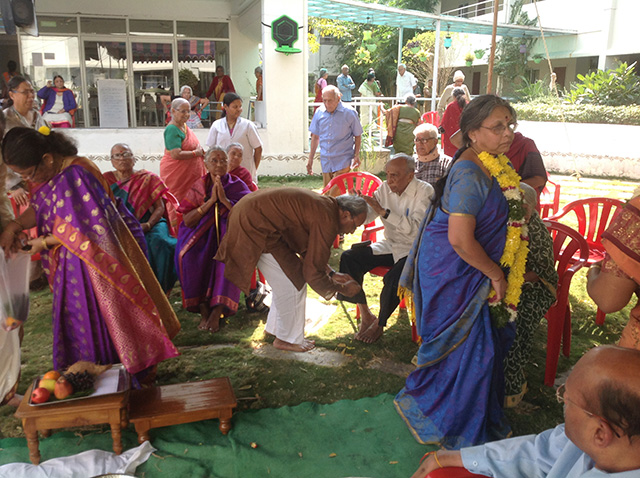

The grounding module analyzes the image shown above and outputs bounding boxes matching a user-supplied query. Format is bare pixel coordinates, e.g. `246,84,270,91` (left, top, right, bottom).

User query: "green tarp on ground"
0,393,432,477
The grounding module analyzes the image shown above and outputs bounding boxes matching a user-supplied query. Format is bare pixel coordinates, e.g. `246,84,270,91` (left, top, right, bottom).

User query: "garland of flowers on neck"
477,151,530,328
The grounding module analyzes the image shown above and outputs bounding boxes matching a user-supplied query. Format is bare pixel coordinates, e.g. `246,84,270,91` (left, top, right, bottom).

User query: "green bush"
514,101,640,125
567,62,640,106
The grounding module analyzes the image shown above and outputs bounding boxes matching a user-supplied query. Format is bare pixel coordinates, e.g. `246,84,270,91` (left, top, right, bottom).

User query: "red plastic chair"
321,172,382,248
547,197,624,325
426,467,487,478
538,177,561,218
421,111,440,127
542,220,589,387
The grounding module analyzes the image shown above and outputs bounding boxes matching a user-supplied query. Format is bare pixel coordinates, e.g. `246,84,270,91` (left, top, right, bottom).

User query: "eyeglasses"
205,158,228,165
479,121,517,136
111,152,134,160
11,88,36,96
415,137,437,144
556,384,621,438
174,108,191,114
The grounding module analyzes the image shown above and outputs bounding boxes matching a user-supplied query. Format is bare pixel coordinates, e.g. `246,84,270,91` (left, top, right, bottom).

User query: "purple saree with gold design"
176,173,250,314
32,158,180,374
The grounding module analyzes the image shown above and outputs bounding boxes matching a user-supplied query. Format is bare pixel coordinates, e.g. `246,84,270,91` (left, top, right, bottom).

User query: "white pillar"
432,20,441,112
259,0,308,172
598,0,617,70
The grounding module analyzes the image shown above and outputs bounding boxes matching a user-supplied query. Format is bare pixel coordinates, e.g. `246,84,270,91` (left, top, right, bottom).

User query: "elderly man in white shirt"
396,63,418,99
337,153,433,343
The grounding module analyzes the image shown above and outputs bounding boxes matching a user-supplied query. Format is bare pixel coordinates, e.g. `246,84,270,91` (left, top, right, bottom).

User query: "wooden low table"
129,377,237,443
15,384,129,465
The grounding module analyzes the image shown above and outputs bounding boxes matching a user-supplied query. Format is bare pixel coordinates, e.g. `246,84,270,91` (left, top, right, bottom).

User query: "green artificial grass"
0,173,635,452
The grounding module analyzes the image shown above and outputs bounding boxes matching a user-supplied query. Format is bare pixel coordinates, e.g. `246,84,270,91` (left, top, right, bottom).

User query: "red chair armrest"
426,467,488,478
362,224,384,242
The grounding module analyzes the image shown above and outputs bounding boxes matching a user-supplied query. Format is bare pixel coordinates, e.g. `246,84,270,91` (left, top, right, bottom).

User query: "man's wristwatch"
382,209,390,219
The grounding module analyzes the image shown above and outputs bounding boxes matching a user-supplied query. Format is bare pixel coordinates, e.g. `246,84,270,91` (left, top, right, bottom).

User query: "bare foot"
273,337,315,352
359,322,384,344
6,393,23,407
204,305,225,333
198,303,212,331
355,305,377,340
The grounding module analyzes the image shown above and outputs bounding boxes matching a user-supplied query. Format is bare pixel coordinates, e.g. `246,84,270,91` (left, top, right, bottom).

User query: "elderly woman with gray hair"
503,182,557,407
178,85,209,129
437,70,471,116
175,145,251,333
160,97,206,207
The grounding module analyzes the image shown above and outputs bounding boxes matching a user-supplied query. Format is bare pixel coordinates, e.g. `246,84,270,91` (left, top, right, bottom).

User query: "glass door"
82,40,129,127
131,41,174,127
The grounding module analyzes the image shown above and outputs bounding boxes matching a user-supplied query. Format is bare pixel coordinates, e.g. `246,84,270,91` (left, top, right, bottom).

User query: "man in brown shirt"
216,188,366,352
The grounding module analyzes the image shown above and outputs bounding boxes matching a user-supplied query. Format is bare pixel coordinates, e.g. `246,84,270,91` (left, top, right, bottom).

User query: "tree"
494,0,538,91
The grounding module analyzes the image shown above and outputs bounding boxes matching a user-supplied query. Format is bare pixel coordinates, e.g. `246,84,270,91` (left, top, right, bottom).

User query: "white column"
261,0,307,170
598,0,617,70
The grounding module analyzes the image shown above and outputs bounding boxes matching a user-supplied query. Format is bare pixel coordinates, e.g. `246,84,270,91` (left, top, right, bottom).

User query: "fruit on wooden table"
38,379,56,393
54,376,74,399
42,370,61,381
31,387,50,404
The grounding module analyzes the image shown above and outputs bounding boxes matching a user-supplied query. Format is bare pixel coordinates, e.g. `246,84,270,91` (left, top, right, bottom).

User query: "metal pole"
486,0,500,93
432,20,441,112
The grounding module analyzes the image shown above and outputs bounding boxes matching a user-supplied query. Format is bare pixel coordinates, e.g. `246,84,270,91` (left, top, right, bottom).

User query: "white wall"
229,1,262,101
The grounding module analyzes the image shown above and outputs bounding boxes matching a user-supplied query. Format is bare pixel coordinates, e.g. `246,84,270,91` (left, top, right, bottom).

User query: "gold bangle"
41,235,50,251
433,451,443,469
197,206,204,215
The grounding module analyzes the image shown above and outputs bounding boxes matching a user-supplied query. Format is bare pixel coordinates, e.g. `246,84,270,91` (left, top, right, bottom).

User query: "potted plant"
464,52,474,67
406,40,421,54
532,54,544,64
474,48,485,60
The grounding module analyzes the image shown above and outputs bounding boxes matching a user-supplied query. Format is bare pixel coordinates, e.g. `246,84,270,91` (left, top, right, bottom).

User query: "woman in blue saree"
175,145,250,333
104,143,178,293
396,95,519,449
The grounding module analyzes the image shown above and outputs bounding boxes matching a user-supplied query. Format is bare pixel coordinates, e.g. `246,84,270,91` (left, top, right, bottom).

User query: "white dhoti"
257,253,307,345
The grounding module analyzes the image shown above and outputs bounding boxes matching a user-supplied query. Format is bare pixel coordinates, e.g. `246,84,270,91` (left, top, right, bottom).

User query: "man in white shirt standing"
396,63,417,99
337,153,433,343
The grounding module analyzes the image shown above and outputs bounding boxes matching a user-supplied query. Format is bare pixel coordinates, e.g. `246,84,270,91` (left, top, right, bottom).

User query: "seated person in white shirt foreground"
337,154,433,343
411,345,640,478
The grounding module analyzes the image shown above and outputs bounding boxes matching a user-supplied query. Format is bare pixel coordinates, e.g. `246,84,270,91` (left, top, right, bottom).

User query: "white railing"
441,0,504,19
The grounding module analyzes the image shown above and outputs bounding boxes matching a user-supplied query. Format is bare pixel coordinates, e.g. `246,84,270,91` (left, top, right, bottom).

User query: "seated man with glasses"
411,345,640,478
413,123,451,187
337,153,434,343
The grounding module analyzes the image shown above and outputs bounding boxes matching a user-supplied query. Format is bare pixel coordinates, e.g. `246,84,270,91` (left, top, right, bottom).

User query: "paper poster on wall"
97,79,128,128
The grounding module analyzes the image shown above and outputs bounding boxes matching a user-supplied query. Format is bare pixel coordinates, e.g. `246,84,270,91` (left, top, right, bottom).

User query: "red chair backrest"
543,219,589,280
320,171,382,196
547,197,624,253
426,467,488,478
421,111,440,127
538,178,561,218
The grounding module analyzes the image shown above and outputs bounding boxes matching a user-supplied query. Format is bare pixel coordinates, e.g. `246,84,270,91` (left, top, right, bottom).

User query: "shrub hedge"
513,101,640,126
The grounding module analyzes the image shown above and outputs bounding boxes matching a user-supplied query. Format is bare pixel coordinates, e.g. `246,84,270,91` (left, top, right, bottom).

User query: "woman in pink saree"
160,98,206,223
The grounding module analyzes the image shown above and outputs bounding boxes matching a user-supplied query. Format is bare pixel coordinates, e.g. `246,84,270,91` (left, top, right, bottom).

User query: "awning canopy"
90,41,216,63
307,0,575,38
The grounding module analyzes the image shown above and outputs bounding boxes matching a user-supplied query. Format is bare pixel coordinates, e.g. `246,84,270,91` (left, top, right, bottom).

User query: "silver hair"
453,70,465,81
171,97,189,110
179,85,192,95
110,142,132,154
405,95,417,105
398,63,406,69
413,122,439,138
205,145,227,160
336,194,368,217
389,153,416,173
254,66,262,74
226,142,244,153
322,84,341,99
520,182,538,211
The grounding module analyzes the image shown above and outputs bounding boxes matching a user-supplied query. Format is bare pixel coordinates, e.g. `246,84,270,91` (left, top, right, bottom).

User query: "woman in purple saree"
176,145,250,333
0,127,180,382
396,95,520,450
